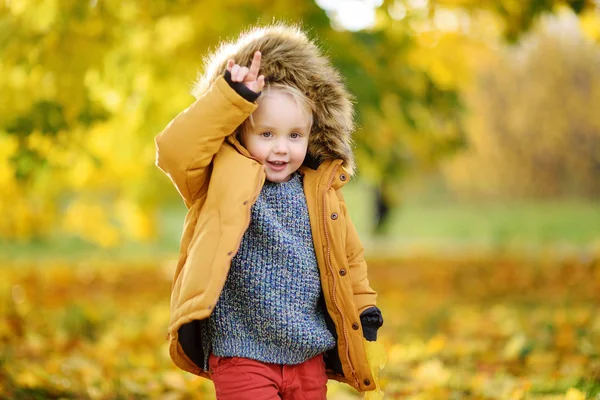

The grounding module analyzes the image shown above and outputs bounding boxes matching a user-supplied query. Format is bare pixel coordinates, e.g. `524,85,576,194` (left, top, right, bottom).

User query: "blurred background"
1,1,599,399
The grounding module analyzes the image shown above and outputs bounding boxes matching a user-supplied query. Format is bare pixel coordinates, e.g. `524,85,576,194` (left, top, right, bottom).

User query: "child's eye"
290,132,301,139
261,131,273,138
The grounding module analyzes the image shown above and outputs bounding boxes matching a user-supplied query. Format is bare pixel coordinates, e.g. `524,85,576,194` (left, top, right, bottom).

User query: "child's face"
241,89,311,183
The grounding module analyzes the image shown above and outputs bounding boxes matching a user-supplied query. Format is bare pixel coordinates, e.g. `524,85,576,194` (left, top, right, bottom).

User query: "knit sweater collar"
264,172,302,187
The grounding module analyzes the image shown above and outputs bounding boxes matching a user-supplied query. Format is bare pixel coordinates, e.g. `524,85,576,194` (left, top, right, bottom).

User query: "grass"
341,181,600,250
381,200,599,245
1,180,598,261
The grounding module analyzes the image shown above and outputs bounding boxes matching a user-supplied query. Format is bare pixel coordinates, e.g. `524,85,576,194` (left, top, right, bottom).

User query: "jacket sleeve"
154,76,258,206
339,196,378,313
339,197,384,340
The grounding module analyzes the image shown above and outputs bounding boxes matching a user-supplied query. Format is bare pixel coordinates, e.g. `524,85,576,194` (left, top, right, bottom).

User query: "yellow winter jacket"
155,25,380,392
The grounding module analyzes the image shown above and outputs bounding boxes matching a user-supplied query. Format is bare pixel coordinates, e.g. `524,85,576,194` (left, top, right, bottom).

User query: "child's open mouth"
268,161,288,171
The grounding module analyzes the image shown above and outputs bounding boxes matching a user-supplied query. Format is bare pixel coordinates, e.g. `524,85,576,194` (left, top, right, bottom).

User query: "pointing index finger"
248,51,261,78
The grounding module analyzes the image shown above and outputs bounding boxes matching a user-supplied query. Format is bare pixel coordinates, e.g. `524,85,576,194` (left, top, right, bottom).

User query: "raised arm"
155,52,265,206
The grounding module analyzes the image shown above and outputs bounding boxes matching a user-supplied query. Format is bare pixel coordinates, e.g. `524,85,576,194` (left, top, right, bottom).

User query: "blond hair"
238,83,315,136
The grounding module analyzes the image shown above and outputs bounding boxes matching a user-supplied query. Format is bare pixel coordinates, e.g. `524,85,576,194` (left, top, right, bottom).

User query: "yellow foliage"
580,9,600,42
444,10,600,199
408,31,493,90
14,370,39,388
116,199,156,241
1,253,600,398
4,0,28,15
502,333,527,360
564,388,586,400
1,0,598,247
364,339,386,399
155,15,195,55
63,201,120,247
413,358,451,388
0,134,18,187
426,334,447,355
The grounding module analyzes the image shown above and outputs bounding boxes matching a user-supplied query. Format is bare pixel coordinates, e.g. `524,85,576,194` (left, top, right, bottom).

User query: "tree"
1,0,596,243
0,0,330,243
444,10,600,199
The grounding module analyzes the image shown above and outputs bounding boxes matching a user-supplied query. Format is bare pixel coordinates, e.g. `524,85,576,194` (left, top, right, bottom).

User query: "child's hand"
227,51,265,93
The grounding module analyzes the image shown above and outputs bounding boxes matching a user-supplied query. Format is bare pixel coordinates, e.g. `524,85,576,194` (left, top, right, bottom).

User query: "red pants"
208,353,328,400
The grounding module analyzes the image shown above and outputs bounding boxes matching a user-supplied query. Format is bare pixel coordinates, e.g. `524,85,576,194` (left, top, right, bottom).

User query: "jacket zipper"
322,164,359,387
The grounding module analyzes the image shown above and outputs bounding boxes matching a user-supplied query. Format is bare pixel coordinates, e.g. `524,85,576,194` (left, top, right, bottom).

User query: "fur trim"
192,23,355,175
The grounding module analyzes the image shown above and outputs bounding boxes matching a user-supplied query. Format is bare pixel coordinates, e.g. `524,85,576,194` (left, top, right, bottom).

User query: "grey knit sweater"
201,173,336,368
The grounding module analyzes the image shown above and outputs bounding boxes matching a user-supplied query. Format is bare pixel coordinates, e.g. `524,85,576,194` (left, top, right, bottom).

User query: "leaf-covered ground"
1,252,599,399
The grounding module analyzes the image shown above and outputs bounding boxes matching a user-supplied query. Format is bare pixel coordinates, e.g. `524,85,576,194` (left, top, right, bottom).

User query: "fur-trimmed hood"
192,24,356,175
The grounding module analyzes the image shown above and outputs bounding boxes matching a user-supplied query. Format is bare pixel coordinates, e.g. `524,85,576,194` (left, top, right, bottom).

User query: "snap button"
331,212,338,220
339,268,347,276
243,201,248,205
352,322,359,330
340,174,347,181
364,379,371,386
227,251,233,256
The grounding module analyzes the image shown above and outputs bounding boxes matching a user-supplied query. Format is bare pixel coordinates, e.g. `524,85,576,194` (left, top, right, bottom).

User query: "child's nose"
273,139,289,154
